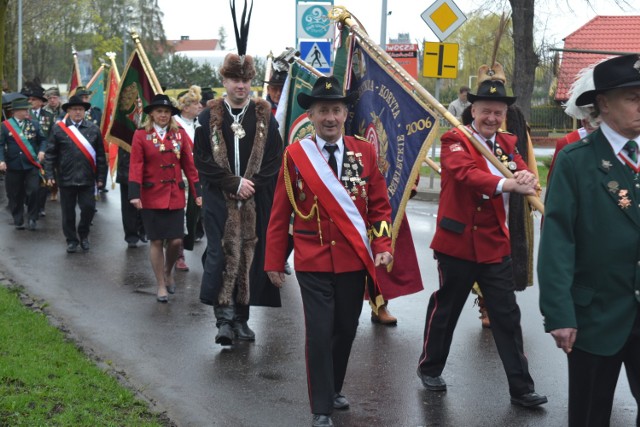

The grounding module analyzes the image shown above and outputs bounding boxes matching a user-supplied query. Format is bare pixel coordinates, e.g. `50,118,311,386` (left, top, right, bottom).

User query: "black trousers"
418,252,535,396
568,308,640,427
6,168,41,224
58,185,96,243
119,182,144,243
297,270,365,415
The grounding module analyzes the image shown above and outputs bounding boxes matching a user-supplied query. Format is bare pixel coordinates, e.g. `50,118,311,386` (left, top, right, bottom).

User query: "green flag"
104,50,155,152
88,68,105,112
282,62,317,146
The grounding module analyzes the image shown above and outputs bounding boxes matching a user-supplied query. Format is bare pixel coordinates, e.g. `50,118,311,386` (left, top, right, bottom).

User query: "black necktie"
324,144,338,175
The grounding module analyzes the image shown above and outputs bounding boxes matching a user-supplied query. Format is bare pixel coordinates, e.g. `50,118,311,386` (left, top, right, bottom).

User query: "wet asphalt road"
0,182,636,427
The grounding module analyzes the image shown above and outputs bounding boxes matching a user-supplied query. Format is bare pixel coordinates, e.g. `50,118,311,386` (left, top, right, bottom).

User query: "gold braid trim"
283,154,324,246
369,220,391,239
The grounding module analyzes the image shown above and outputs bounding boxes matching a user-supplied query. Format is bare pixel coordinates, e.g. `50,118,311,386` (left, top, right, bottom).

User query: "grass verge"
0,282,169,426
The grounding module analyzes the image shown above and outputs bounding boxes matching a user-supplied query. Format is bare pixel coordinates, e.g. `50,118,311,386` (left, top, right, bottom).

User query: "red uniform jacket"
128,127,201,210
547,128,587,183
265,136,392,273
430,128,529,263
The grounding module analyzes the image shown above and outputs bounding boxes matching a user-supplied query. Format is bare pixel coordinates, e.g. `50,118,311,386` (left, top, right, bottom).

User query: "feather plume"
490,12,510,70
563,60,605,119
230,0,253,56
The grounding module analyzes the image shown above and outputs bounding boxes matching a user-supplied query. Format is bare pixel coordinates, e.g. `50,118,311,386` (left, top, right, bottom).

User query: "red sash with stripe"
4,120,41,170
288,139,377,283
58,121,97,173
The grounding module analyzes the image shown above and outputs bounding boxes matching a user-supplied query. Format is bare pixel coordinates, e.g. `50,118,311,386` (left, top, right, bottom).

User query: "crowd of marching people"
1,3,640,424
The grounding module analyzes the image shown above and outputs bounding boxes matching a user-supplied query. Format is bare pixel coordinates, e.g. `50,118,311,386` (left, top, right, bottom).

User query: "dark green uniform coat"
538,128,640,356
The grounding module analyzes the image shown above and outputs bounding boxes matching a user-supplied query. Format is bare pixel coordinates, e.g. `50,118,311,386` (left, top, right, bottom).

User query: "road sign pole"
429,78,441,189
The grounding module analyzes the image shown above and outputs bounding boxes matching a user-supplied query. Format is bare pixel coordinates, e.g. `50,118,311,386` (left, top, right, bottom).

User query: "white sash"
69,124,96,165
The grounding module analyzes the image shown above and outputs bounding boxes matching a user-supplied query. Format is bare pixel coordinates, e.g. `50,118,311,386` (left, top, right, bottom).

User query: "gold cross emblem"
490,86,497,93
325,82,332,90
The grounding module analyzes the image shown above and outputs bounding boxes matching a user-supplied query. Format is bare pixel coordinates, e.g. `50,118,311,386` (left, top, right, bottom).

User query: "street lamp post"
380,0,388,49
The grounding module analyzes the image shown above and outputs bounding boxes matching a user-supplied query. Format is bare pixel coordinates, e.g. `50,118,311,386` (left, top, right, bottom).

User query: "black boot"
233,304,255,341
213,305,235,346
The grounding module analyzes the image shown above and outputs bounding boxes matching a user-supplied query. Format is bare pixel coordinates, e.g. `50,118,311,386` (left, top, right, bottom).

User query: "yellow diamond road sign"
421,0,467,42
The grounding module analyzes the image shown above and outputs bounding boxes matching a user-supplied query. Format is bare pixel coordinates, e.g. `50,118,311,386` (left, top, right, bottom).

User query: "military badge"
618,188,632,209
607,181,619,193
601,160,612,171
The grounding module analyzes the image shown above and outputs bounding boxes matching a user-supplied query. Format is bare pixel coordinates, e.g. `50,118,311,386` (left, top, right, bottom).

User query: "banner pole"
328,6,544,214
130,31,163,94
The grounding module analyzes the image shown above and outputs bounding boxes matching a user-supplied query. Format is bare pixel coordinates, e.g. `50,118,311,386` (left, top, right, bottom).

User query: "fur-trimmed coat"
194,98,283,307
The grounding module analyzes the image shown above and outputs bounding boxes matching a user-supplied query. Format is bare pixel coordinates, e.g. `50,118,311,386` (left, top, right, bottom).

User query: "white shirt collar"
153,123,168,136
600,121,640,156
315,134,344,177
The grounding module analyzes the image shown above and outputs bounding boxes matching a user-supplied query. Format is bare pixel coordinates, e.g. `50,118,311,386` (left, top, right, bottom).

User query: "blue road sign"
299,40,332,74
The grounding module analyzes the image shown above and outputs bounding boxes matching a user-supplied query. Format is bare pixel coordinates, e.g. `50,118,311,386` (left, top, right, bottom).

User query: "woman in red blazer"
129,94,202,302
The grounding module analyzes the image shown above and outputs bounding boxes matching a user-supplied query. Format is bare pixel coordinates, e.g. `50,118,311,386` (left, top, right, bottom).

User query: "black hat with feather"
220,0,256,80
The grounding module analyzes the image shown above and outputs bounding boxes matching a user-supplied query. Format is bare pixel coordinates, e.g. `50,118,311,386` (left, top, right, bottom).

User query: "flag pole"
328,6,544,214
262,51,273,100
85,64,106,89
130,30,163,94
72,46,83,86
105,52,121,82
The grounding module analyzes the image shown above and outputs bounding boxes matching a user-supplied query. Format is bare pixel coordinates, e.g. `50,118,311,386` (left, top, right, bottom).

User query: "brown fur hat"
220,53,256,80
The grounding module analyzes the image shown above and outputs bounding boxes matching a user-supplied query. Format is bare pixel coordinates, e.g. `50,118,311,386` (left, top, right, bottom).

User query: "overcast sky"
156,0,640,58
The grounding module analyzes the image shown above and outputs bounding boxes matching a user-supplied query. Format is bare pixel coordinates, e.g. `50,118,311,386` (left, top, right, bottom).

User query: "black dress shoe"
510,392,548,407
333,393,349,410
80,238,90,251
127,241,138,249
66,242,79,253
139,234,148,243
28,220,37,231
15,222,25,230
232,321,256,341
417,368,447,391
312,414,333,427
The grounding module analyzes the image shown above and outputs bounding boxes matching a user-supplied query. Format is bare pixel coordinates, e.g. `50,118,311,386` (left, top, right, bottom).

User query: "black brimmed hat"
21,85,47,103
297,76,357,110
467,80,516,106
62,95,91,112
265,70,288,86
143,94,179,115
576,54,640,106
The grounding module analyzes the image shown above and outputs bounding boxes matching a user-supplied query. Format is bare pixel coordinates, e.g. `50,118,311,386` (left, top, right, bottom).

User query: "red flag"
68,61,81,96
102,65,120,179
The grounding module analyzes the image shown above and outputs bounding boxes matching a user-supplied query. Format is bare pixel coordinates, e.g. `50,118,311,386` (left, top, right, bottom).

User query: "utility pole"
17,0,23,89
380,0,388,49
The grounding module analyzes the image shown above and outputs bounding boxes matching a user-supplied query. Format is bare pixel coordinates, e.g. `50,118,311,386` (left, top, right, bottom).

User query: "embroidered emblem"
450,143,463,152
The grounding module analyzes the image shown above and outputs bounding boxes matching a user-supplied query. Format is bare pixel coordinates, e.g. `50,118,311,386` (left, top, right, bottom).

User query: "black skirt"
140,208,184,240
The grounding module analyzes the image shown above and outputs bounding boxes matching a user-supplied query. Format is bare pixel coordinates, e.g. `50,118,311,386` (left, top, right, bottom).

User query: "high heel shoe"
167,284,176,294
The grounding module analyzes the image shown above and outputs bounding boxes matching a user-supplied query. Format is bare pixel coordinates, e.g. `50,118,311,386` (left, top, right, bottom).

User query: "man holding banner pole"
265,76,393,427
416,65,547,407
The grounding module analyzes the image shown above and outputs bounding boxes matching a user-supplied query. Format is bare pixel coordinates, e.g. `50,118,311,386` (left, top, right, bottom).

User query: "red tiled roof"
555,16,640,101
167,39,219,52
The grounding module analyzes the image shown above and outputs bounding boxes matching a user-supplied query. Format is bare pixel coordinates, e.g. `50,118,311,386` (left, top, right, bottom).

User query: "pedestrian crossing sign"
300,41,332,74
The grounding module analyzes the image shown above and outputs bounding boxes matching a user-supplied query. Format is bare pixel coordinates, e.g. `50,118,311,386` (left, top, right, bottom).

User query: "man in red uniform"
416,66,548,407
265,76,393,427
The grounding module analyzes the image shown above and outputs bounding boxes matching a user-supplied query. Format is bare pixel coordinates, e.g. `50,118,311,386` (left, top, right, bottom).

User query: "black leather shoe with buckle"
312,414,333,427
417,368,447,391
510,392,548,407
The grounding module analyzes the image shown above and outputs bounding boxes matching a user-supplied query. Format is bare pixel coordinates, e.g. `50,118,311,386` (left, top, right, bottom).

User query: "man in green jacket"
538,54,640,426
